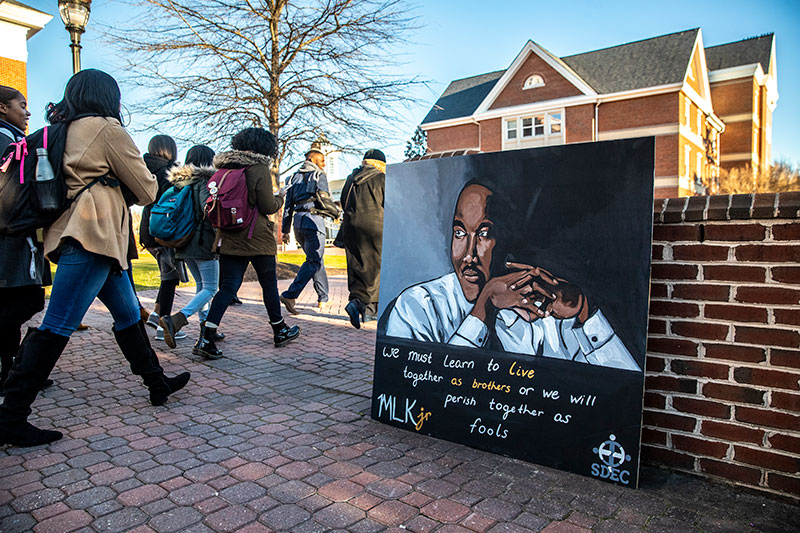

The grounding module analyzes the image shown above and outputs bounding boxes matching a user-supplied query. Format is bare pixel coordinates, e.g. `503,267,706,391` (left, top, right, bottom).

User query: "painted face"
451,184,496,302
0,96,30,132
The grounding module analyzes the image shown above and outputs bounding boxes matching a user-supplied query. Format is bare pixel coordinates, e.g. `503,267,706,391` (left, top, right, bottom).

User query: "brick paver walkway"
1,275,797,532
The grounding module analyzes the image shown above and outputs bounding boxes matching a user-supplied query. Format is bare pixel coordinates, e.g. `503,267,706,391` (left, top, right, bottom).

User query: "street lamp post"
57,0,92,75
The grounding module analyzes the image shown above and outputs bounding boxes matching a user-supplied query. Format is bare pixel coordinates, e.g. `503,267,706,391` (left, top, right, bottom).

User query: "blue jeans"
282,228,328,302
41,243,140,337
181,258,219,322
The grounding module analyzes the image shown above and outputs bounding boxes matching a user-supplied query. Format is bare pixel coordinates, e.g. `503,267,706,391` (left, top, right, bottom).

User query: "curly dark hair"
231,127,278,158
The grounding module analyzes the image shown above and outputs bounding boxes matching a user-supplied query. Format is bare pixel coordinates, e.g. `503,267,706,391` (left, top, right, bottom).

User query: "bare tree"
106,0,422,185
718,160,800,195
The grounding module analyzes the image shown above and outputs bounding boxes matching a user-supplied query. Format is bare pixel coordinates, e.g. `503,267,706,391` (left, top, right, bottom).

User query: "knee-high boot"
113,320,190,406
0,328,68,446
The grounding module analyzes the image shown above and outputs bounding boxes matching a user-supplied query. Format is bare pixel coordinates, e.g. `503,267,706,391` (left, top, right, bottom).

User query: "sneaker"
231,296,243,306
280,295,299,315
274,324,301,347
146,312,160,329
317,301,330,311
155,327,186,341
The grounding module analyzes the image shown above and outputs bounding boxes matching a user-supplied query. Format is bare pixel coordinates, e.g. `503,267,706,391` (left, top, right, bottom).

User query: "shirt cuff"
451,315,489,347
571,310,615,354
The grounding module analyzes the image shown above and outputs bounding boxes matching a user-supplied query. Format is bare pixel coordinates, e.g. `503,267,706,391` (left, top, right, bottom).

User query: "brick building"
419,29,777,199
0,0,52,99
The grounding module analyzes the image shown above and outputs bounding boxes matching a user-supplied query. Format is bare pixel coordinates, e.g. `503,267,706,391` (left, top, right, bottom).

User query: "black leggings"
156,279,179,317
207,254,282,326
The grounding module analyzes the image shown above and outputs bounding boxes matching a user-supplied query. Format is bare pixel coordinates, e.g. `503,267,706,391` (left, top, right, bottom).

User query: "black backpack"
0,122,106,237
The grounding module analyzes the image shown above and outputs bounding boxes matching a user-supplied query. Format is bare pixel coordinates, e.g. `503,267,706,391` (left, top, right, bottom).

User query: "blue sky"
21,0,800,174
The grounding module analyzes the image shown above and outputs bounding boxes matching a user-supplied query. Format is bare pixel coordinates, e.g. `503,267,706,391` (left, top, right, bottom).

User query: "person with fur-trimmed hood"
193,128,300,359
159,145,224,350
338,149,386,329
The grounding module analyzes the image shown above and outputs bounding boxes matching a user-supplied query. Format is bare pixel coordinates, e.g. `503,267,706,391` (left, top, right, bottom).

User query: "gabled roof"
705,34,774,73
561,29,699,94
421,70,504,125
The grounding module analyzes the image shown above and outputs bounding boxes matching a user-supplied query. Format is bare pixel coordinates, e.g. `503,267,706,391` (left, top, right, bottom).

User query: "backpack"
205,168,259,239
0,123,105,237
148,184,199,248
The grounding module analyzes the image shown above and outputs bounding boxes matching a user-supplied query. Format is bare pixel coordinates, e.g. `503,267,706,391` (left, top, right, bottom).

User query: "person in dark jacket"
279,145,330,313
159,145,222,349
194,128,300,358
338,149,386,328
139,135,186,342
0,86,53,394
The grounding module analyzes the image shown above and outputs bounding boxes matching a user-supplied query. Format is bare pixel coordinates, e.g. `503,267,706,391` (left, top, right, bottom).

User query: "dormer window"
523,74,545,90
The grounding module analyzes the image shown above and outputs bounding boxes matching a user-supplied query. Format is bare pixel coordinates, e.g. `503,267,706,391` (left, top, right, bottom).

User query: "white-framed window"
696,152,703,179
504,110,564,144
521,117,533,137
684,99,691,128
520,116,546,137
549,112,562,134
523,74,545,90
506,119,517,140
684,145,691,177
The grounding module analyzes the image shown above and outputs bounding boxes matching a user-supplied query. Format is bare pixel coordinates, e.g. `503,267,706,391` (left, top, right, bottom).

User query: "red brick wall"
0,57,27,96
427,123,480,153
478,118,502,153
565,104,593,143
489,52,583,110
599,93,679,131
645,192,800,499
711,79,754,116
655,134,678,177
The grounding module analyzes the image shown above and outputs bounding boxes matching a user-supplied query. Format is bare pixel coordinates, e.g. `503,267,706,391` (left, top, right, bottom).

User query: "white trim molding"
473,40,597,115
720,113,753,124
598,124,678,141
655,176,680,188
0,1,52,38
421,83,684,132
708,63,763,84
720,153,754,162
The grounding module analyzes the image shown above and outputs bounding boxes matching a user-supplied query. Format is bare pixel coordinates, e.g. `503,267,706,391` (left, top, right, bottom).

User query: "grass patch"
277,251,347,269
45,248,345,298
46,249,195,298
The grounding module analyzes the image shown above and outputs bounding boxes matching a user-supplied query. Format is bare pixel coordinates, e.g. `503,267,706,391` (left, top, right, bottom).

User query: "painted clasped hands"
470,261,589,325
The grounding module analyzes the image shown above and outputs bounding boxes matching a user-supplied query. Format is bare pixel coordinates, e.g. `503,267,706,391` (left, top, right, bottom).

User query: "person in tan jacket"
0,69,190,448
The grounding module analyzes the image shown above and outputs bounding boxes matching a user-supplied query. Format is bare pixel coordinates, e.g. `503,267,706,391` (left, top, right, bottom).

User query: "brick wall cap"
654,193,800,223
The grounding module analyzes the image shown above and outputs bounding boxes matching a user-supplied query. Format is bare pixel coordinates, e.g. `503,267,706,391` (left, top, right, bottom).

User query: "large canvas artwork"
371,138,654,487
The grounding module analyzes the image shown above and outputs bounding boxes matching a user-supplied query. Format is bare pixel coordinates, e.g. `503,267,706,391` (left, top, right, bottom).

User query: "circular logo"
593,434,631,468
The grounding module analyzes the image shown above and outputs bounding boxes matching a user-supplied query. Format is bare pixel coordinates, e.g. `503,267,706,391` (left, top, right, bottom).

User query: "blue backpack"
148,184,199,248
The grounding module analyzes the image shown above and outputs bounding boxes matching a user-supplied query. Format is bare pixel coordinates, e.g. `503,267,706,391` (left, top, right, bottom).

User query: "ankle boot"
345,299,366,329
272,320,300,347
160,312,188,349
193,325,223,360
200,321,225,341
113,320,190,406
0,328,68,446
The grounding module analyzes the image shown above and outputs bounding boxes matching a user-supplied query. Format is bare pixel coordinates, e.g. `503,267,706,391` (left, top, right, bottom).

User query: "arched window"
523,74,545,90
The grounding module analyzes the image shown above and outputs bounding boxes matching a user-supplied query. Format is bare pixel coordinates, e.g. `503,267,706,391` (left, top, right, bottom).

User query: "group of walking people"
0,69,306,446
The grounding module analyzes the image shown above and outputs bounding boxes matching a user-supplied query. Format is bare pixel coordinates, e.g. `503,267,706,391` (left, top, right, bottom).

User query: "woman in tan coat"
0,69,190,447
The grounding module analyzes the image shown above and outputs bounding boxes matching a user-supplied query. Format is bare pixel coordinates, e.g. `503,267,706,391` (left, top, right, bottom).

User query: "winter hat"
306,142,324,158
363,149,385,162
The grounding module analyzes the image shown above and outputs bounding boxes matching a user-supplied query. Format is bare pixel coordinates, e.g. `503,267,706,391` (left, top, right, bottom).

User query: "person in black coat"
139,135,186,342
338,149,386,329
0,86,52,393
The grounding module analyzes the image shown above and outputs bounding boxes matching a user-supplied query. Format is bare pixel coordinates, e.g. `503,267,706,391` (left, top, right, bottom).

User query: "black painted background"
372,139,655,487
